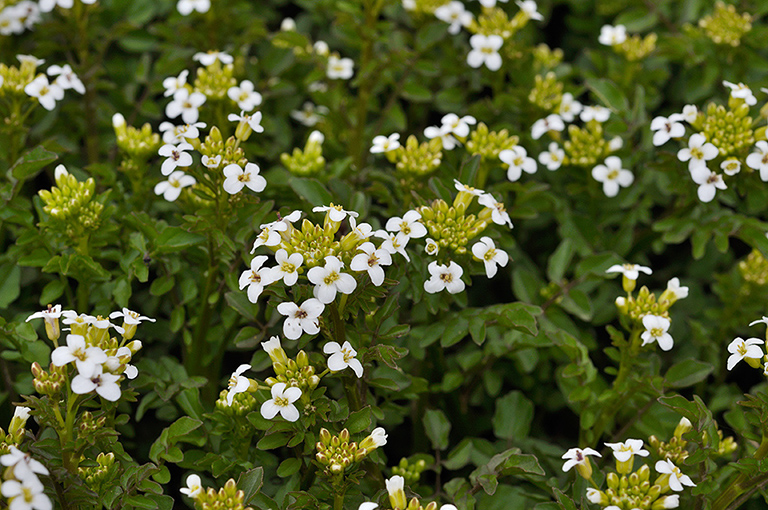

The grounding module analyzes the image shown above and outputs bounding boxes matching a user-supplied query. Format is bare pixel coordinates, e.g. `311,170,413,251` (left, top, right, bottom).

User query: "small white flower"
558,93,583,122
0,446,49,480
721,158,741,176
681,105,698,123
608,136,624,151
371,133,400,154
472,236,509,278
650,114,685,146
586,488,602,504
424,261,465,294
166,88,206,124
746,141,768,181
516,0,542,20
227,80,262,111
313,204,358,223
307,256,357,304
538,142,565,170
158,142,194,176
561,447,600,472
222,162,267,194
26,304,62,326
580,105,611,123
180,474,203,498
641,314,674,351
606,263,652,281
291,102,329,127
51,334,107,378
323,341,364,377
277,298,324,340
280,17,296,31
261,382,302,422
591,156,633,197
531,114,565,140
375,231,411,261
385,210,427,240
665,278,689,300
599,24,627,46
239,255,277,303
162,70,189,97
604,439,649,462
192,51,233,66
48,64,84,94
434,1,473,35
349,217,374,241
723,80,757,106
313,41,329,56
500,145,537,182
261,336,287,365
350,242,392,286
38,0,74,12
691,170,726,203
251,216,293,252
655,459,695,492
327,55,354,80
270,249,303,286
385,475,407,510
359,504,379,510
225,364,251,406
154,170,196,202
159,122,206,144
424,124,459,150
467,34,503,71
202,154,221,169
177,0,209,15
365,427,388,448
478,193,513,228
441,113,477,138
678,133,718,172
0,475,50,510
228,110,264,133
71,364,122,401
726,337,764,371
425,238,439,256
24,75,64,111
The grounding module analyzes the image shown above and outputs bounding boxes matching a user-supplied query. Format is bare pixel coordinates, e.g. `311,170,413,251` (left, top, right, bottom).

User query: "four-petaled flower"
166,88,206,124
177,0,210,15
323,341,364,378
655,459,696,492
51,334,107,378
71,364,122,401
598,24,627,46
606,263,652,280
500,145,537,182
424,261,465,294
538,142,565,170
604,439,649,462
227,80,262,111
350,242,392,286
277,298,324,340
24,75,64,111
726,337,764,371
580,105,610,123
723,80,757,106
478,193,513,228
261,382,302,422
591,156,633,197
228,110,264,133
193,51,233,66
307,256,357,304
441,113,477,138
641,314,674,351
385,210,427,241
434,1,473,35
531,114,565,140
327,55,354,80
180,474,203,498
650,114,685,146
158,142,194,176
239,255,277,303
371,134,400,153
558,93,582,122
222,162,267,194
516,0,543,21
691,170,726,203
472,236,509,278
270,249,303,286
746,141,768,181
561,447,600,472
467,34,503,71
225,364,251,406
154,170,196,202
678,133,718,174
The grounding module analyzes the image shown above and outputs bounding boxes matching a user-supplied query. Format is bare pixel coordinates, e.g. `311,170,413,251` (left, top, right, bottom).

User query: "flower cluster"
726,317,768,376
180,475,253,510
358,474,457,510
315,427,387,477
599,24,657,61
0,54,83,112
1,446,51,510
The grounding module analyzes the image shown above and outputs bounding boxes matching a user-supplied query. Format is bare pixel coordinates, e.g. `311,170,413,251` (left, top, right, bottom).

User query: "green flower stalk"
698,1,752,47
281,131,326,176
393,135,443,179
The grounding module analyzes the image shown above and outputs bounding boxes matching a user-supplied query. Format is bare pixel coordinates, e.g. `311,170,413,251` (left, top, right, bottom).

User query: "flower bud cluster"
468,7,525,39
418,198,489,256
563,122,610,167
648,418,692,466
31,362,66,396
0,57,38,95
196,478,253,510
392,457,428,485
615,286,671,325
195,126,248,170
280,131,325,176
193,59,237,101
702,429,738,457
38,165,103,232
0,407,32,455
528,72,563,112
532,44,563,70
78,452,115,488
215,387,259,416
738,249,768,285
694,101,755,157
465,122,519,161
265,350,320,394
393,135,443,178
589,465,677,510
697,1,752,47
315,428,367,475
613,33,657,61
77,411,106,437
402,0,449,15
113,114,161,160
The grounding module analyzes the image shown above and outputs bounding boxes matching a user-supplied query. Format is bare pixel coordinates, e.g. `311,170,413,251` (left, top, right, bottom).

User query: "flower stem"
711,434,768,510
333,490,345,510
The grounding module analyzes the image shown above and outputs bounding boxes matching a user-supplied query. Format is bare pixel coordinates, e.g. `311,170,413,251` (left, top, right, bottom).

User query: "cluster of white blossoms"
0,2,40,35
424,113,477,151
1,445,52,510
726,317,768,375
4,55,85,111
176,0,209,15
356,475,456,510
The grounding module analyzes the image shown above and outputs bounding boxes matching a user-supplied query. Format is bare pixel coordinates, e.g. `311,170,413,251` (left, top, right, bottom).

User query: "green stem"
333,490,345,510
712,435,768,510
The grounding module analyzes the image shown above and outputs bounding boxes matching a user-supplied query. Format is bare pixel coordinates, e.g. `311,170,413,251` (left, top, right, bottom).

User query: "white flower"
375,231,411,261
180,474,203,498
202,154,221,169
313,41,329,56
177,0,210,15
608,136,624,151
606,263,652,280
192,51,233,66
0,446,49,480
681,104,698,123
162,70,189,97
277,298,324,340
159,122,206,144
327,55,354,80
477,0,506,6
61,311,96,329
227,110,264,133
158,142,193,176
750,316,768,327
166,88,206,124
472,237,509,278
441,113,476,138
154,170,196,202
467,34,503,71
746,141,768,181
424,125,459,150
38,0,74,12
478,193,513,228
386,475,407,510
291,102,329,127
359,504,378,510
251,215,295,252
592,156,633,197
500,145,537,182
225,364,251,406
307,256,357,304
530,114,565,140
24,75,64,111
271,249,303,286
641,314,674,351
0,8,25,35
721,158,741,176
678,133,718,172
604,439,649,462
599,24,627,46
350,242,392,286
238,255,277,303
538,142,565,170
371,134,400,154
313,204,358,223
364,427,388,448
222,162,267,194
586,488,602,504
0,475,50,510
434,1,473,34
516,0,542,21
650,114,685,146
658,495,679,509
47,64,84,94
726,337,764,371
665,278,689,300
424,261,465,294
580,105,611,123
261,382,302,422
26,304,62,328
655,459,695,492
349,217,373,241
691,170,726,203
280,17,296,31
227,80,262,111
561,447,600,472
323,341,364,377
558,93,582,122
425,238,439,255
71,364,122,401
385,210,427,240
51,334,107,378
261,336,287,365
723,80,757,106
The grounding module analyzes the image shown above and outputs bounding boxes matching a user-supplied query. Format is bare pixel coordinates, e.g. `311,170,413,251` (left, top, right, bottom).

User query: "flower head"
591,156,633,197
239,255,277,303
225,364,252,406
158,142,194,176
538,142,565,170
180,474,203,498
561,447,600,476
277,298,324,340
154,170,196,201
467,34,503,71
641,314,674,351
223,162,267,194
324,341,364,377
371,134,401,154
472,236,509,278
307,256,357,304
166,88,206,124
655,459,696,492
606,263,652,281
227,80,262,111
500,145,537,182
261,382,302,422
327,55,354,80
24,75,64,111
604,439,649,462
192,50,233,66
678,133,717,172
350,242,392,286
424,261,465,294
650,114,685,146
599,24,627,46
726,337,764,371
746,141,768,181
434,1,473,35
723,80,757,106
531,114,564,140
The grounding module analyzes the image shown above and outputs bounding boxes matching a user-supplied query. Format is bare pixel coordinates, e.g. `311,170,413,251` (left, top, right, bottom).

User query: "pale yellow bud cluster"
403,0,450,15
265,350,320,394
113,114,161,160
31,362,67,396
280,134,325,176
648,418,691,465
738,249,768,286
418,196,489,256
589,465,674,510
215,388,258,416
691,101,758,158
532,44,563,70
468,7,525,39
391,457,428,485
697,1,752,47
78,452,115,489
465,122,519,161
0,59,38,95
193,61,237,101
196,479,254,510
614,286,672,325
0,408,32,455
38,168,103,233
393,135,443,178
563,122,610,167
315,428,376,476
529,72,563,112
77,410,106,437
195,125,247,169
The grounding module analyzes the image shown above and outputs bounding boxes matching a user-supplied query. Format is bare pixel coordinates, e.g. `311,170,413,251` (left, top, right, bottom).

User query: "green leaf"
586,78,628,113
168,416,203,441
441,316,468,347
9,146,57,181
546,239,575,283
237,467,264,505
277,458,302,478
492,391,534,440
154,227,206,253
665,359,714,388
345,407,372,434
423,409,451,450
149,275,175,296
257,432,290,450
39,279,66,306
289,178,334,206
0,264,21,308
552,488,578,510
